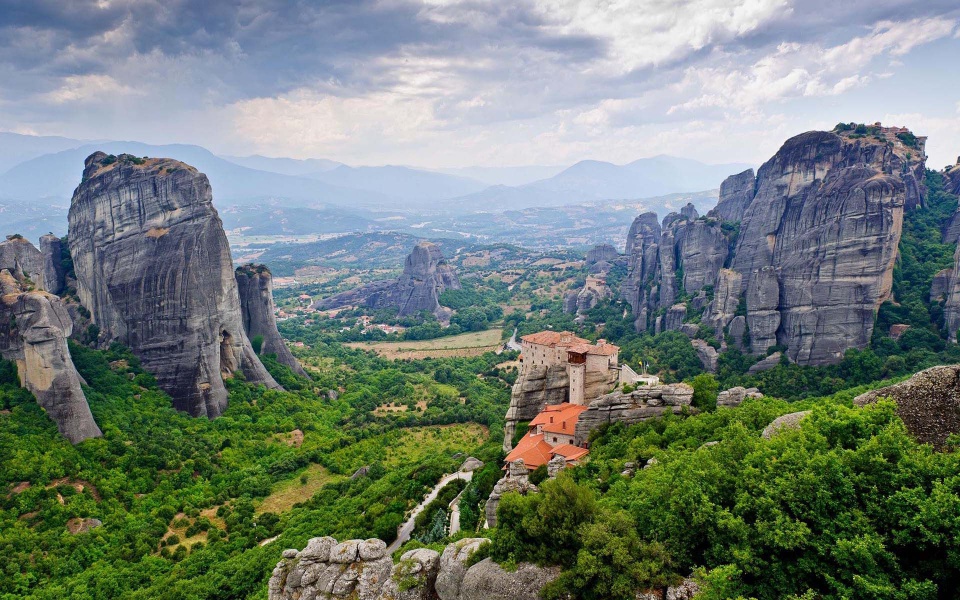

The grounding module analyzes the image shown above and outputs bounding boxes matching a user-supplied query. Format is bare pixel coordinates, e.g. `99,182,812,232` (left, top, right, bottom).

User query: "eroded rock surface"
0,269,101,443
709,169,756,222
716,386,762,408
854,365,960,449
68,152,279,418
235,264,308,378
761,411,811,439
574,383,694,445
314,241,460,321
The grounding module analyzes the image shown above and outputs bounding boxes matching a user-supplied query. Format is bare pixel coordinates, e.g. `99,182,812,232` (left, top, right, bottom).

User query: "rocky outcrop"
314,242,460,321
939,245,960,341
458,559,559,600
586,243,619,265
0,235,45,289
574,383,694,445
0,269,101,443
621,212,662,331
709,169,756,222
691,339,718,373
716,386,762,408
946,158,960,196
270,536,557,600
485,460,538,528
235,264,308,378
747,351,783,374
68,152,279,418
502,364,568,451
854,364,960,449
761,411,810,439
627,125,926,367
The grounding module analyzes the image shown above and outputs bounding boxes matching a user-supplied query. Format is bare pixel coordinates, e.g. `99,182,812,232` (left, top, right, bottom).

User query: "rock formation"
68,152,280,418
0,235,45,289
39,234,66,296
573,383,694,445
854,364,960,449
235,264,309,378
716,386,762,408
938,245,960,341
946,158,960,196
314,241,460,321
761,411,811,439
623,124,927,366
709,169,756,222
0,269,101,443
564,244,621,316
485,460,539,528
269,536,559,600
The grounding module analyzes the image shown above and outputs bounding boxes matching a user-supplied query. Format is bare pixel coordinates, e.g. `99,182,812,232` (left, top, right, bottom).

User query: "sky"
2,0,960,169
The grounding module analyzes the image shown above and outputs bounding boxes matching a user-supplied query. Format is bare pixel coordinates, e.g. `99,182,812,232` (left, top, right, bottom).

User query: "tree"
690,373,719,411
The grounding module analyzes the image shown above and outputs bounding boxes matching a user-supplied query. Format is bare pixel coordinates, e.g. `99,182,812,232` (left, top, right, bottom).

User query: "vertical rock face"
947,159,960,196
0,269,101,443
585,243,619,265
709,169,756,222
235,264,309,378
68,152,279,418
39,234,67,296
314,241,460,321
622,125,926,366
621,212,662,331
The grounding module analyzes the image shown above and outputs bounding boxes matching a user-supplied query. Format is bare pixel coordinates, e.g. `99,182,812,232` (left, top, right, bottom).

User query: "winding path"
387,470,473,554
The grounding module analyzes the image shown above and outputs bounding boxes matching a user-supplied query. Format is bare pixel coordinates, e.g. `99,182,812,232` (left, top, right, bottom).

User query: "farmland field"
346,328,504,359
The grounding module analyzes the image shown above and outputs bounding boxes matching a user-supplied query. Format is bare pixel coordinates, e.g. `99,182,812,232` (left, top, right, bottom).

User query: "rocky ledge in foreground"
268,536,559,600
855,364,960,449
573,383,694,446
68,152,280,418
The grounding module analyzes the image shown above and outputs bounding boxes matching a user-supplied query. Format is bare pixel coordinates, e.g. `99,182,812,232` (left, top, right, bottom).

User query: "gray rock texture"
502,364,568,452
586,243,619,265
623,126,927,367
0,269,101,443
938,244,960,342
574,383,694,445
716,386,762,408
458,559,559,600
761,411,811,439
436,538,488,600
314,241,460,320
748,352,783,374
0,236,45,289
709,168,757,222
691,339,718,373
854,364,960,449
731,129,919,364
39,234,66,295
235,264,309,378
68,152,279,418
679,203,699,221
485,460,539,528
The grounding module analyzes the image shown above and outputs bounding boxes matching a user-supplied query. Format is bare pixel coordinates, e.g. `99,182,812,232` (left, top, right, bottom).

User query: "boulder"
458,558,560,600
459,457,484,472
359,539,387,561
586,244,619,265
716,386,762,408
436,538,488,600
68,152,280,418
380,548,441,600
761,411,811,439
854,364,960,449
0,235,45,289
748,352,783,374
679,202,699,221
691,339,718,373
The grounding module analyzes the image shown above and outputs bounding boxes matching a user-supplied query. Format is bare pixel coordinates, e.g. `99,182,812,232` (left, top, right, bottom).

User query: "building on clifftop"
518,331,619,405
505,403,590,472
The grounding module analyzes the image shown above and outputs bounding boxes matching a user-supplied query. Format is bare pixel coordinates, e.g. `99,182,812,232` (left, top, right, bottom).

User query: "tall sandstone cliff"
623,125,927,366
314,241,460,321
68,152,280,418
235,264,309,378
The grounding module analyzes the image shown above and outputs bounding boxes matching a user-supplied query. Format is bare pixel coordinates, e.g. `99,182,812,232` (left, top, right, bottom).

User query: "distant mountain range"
0,132,750,237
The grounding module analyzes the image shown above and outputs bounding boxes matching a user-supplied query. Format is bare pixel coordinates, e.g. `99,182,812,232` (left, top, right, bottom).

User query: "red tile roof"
505,433,554,469
567,342,620,356
529,403,588,431
520,330,590,347
550,444,590,462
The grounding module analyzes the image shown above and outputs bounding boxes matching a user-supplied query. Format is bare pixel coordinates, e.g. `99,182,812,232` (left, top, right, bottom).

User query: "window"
553,437,558,443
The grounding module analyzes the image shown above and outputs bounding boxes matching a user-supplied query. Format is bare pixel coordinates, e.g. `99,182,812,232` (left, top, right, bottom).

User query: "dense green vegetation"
0,331,510,599
490,397,960,599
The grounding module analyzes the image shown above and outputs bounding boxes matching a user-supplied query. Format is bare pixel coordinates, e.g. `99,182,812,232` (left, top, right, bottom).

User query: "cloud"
1,0,958,167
